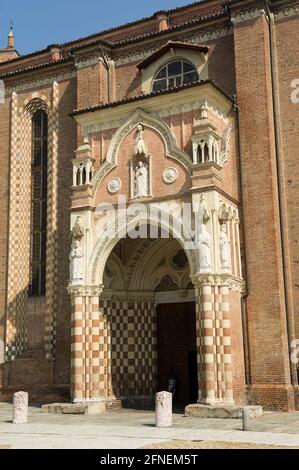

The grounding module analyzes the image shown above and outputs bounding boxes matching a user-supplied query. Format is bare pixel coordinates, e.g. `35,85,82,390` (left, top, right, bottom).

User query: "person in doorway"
168,370,177,400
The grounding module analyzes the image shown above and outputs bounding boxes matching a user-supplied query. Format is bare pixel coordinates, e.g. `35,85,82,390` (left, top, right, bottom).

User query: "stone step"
41,400,122,415
185,404,263,419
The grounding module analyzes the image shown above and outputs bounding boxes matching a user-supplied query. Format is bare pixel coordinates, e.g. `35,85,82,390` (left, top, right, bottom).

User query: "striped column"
193,276,234,405
69,286,104,403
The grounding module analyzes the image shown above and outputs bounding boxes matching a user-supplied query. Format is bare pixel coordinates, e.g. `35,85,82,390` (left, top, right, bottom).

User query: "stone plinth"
155,391,172,428
185,404,263,419
41,400,122,415
13,391,28,424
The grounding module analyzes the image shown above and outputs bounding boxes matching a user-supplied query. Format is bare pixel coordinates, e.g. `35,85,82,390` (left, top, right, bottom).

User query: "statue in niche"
135,124,147,155
198,224,211,272
69,240,84,284
135,161,149,198
220,224,230,271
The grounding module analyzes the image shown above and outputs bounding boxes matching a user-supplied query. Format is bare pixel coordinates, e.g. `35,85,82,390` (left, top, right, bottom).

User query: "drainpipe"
99,47,111,103
233,98,251,386
264,0,297,387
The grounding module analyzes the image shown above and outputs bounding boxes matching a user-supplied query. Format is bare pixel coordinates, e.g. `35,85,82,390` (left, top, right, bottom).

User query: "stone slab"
41,400,122,415
185,404,263,419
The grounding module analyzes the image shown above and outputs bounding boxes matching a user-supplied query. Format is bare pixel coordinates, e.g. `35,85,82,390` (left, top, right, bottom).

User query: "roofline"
70,79,234,117
63,0,221,48
0,1,224,68
0,55,73,79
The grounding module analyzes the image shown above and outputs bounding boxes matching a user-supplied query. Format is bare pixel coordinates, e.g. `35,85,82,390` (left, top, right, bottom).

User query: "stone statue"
71,216,85,240
198,224,211,272
69,240,84,284
198,194,210,226
135,161,149,198
220,224,230,270
135,124,146,155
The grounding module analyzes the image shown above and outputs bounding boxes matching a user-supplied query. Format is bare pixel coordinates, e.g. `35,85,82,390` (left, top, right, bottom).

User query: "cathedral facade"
0,0,298,411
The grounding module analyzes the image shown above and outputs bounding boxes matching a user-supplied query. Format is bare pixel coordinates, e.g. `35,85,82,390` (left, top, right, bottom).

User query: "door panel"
157,302,198,406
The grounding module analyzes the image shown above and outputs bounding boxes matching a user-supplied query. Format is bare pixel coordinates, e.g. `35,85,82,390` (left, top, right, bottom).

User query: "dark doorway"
157,302,198,407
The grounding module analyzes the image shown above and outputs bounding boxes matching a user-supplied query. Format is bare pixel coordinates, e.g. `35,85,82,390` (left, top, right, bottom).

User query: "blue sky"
0,0,195,55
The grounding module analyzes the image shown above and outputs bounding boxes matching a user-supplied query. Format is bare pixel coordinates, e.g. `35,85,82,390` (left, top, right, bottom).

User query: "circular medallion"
163,167,178,184
107,178,121,194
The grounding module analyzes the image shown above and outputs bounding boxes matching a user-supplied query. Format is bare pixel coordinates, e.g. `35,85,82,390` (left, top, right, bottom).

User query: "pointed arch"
89,209,197,286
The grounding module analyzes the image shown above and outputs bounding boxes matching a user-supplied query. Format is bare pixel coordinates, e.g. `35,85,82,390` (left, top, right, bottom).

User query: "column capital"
191,273,246,293
67,284,104,298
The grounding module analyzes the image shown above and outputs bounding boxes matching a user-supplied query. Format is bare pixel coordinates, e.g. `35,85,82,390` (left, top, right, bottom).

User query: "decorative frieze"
231,7,267,25
114,27,231,66
274,4,299,20
191,273,246,293
5,71,76,95
67,285,104,298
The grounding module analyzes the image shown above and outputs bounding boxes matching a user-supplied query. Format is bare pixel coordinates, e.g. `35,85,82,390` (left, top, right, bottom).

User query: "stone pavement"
0,403,299,449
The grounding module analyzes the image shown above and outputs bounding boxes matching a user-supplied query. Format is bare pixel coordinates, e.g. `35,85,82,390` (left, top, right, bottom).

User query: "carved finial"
8,20,15,49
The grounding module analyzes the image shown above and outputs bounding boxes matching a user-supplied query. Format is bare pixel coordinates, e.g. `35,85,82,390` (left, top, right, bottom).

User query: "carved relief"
107,178,121,194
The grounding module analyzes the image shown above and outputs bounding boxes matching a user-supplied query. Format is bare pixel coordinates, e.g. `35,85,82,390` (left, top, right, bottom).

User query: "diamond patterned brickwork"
5,90,58,362
103,299,157,399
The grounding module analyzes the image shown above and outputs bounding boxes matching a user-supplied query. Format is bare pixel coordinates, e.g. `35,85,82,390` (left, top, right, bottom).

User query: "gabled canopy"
137,41,209,70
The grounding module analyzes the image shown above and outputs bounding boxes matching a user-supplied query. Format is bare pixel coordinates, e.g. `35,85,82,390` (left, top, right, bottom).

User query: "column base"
185,403,263,419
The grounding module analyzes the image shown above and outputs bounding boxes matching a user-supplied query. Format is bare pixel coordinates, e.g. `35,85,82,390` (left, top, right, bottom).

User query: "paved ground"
0,403,299,449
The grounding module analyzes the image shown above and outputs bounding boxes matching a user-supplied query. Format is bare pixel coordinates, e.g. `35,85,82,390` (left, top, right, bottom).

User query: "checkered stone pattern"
195,283,233,405
45,82,59,359
71,294,110,402
103,300,157,399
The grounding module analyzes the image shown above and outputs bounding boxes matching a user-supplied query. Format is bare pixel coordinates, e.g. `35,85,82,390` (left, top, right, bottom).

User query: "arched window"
153,60,198,92
30,110,48,296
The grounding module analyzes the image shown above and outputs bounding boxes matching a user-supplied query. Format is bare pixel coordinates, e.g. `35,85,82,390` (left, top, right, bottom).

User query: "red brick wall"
234,15,292,406
275,15,299,346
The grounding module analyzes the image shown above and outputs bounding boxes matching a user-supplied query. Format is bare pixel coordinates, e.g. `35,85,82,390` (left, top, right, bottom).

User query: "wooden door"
157,302,197,406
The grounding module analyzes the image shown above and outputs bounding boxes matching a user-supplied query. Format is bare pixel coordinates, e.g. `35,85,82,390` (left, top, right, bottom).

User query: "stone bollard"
155,391,172,428
242,406,252,432
13,392,29,424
